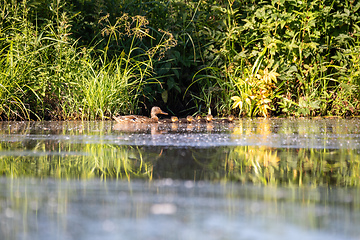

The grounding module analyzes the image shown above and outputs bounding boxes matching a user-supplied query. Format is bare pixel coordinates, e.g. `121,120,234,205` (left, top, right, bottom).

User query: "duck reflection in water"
113,122,168,135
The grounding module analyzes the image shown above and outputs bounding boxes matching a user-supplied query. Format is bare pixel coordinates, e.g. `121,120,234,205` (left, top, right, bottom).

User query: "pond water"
0,119,360,240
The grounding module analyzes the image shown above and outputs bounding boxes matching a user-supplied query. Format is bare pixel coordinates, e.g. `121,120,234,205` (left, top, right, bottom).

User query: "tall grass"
0,0,175,120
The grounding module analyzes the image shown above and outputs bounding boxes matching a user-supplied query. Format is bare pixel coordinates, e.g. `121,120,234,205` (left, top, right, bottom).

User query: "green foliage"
230,47,280,117
189,0,360,117
0,0,176,120
0,0,359,119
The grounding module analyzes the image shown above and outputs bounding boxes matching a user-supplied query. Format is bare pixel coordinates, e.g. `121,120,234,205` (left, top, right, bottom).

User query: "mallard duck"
113,106,168,123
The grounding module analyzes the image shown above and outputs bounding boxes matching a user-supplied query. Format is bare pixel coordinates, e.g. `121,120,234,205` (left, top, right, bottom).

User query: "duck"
178,115,194,124
193,114,212,123
206,114,213,122
226,115,235,122
113,106,168,123
218,115,235,123
159,116,179,124
186,115,195,123
171,116,179,123
193,114,203,123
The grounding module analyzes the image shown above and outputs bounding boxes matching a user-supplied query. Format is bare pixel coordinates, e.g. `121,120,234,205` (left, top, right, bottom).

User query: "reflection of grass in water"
186,144,360,187
0,143,154,181
223,118,360,186
222,146,279,185
1,143,360,186
1,134,360,186
223,146,360,187
0,121,155,180
1,118,360,186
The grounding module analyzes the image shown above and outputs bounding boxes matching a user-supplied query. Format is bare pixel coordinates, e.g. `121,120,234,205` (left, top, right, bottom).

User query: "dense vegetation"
0,0,359,120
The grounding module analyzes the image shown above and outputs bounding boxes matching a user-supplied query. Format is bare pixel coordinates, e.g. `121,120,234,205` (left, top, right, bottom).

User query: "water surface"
0,119,360,239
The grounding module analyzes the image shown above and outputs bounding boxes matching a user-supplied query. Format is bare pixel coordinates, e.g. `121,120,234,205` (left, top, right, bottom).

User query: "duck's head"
171,116,179,123
150,107,168,118
228,115,235,122
186,115,194,123
206,114,213,122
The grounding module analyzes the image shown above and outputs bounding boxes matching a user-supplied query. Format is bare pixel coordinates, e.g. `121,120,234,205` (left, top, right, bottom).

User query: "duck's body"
113,107,168,123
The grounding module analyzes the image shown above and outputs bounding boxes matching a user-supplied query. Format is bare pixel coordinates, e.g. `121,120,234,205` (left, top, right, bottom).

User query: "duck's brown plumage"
113,106,168,123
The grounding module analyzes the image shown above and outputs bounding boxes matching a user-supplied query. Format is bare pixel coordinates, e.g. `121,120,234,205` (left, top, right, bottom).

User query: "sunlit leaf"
262,98,272,104
231,96,243,109
161,90,168,103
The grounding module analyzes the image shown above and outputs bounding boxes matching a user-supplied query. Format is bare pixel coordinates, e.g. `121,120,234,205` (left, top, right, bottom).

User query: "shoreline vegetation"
0,0,359,121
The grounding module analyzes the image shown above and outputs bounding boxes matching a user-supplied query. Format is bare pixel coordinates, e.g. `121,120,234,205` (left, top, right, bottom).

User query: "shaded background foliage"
0,0,359,120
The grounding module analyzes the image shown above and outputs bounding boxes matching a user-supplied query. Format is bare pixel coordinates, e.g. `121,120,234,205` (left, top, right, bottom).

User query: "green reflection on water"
0,120,359,186
1,142,360,186
1,120,360,240
0,143,154,180
223,146,360,187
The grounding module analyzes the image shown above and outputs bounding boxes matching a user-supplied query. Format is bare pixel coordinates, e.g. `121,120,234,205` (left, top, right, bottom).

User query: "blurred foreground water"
0,119,360,240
